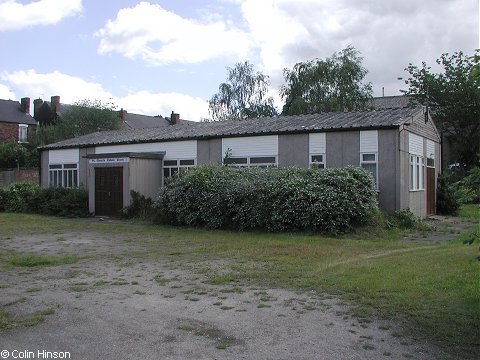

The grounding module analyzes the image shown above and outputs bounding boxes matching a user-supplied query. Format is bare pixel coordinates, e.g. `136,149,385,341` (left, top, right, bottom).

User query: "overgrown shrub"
455,166,480,204
0,181,89,217
154,164,378,234
121,191,155,220
436,172,460,215
2,181,40,212
386,209,419,229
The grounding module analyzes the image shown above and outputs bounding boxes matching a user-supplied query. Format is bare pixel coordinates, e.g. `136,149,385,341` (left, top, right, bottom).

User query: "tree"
0,140,28,168
208,61,277,121
33,99,120,146
403,50,480,170
281,46,373,115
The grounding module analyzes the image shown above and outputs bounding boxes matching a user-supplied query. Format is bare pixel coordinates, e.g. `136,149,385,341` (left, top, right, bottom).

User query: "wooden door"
95,167,123,216
426,167,436,215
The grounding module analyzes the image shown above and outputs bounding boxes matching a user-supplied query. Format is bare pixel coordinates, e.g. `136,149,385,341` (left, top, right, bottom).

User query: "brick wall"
0,122,19,143
0,169,39,187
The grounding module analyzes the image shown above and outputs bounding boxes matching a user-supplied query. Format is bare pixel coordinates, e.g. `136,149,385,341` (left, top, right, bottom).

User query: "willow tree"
281,46,373,115
208,61,277,121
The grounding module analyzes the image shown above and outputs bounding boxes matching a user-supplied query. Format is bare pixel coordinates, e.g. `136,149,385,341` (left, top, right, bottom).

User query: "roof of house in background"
43,106,424,150
0,99,37,125
372,95,415,109
122,113,171,129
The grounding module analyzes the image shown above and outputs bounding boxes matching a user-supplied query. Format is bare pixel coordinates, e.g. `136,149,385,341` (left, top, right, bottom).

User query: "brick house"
0,98,37,144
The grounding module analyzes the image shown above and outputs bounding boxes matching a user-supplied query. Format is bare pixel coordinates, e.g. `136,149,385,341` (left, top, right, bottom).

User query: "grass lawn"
0,205,478,356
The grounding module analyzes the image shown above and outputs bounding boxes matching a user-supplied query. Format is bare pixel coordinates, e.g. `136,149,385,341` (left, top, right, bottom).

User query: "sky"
0,0,478,121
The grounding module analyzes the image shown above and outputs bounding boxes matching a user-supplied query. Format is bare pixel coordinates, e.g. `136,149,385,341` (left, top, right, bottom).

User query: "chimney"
170,111,180,125
50,95,60,113
20,97,30,114
33,98,43,120
119,108,128,122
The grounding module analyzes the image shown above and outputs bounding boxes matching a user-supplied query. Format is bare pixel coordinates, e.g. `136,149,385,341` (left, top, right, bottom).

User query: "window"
309,154,325,169
49,164,78,188
360,153,378,187
163,159,195,179
224,156,277,168
409,155,425,191
18,124,28,143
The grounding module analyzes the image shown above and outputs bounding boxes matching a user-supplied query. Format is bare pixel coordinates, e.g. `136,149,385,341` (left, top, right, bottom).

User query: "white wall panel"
360,130,378,153
49,149,79,163
95,140,197,160
409,133,424,156
309,133,326,154
426,139,435,160
222,136,278,157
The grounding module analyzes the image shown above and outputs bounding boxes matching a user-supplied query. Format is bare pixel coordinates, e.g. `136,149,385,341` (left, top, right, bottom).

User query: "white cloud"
0,69,209,121
118,91,209,121
95,1,251,66
0,0,82,31
239,0,478,96
0,83,16,99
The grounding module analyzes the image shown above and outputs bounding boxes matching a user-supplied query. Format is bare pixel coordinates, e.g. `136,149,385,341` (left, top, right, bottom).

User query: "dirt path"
0,220,461,360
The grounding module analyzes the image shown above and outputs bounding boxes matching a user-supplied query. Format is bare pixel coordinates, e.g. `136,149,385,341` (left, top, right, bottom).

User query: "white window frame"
309,154,326,169
360,152,378,188
409,155,425,191
49,163,79,188
18,124,28,143
223,155,277,168
163,159,196,181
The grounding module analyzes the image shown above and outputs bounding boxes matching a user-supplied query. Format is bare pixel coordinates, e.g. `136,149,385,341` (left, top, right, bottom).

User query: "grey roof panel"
43,106,421,150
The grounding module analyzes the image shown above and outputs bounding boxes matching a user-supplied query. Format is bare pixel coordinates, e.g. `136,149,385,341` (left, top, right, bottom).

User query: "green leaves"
281,46,373,115
155,165,378,234
403,50,480,170
208,61,278,121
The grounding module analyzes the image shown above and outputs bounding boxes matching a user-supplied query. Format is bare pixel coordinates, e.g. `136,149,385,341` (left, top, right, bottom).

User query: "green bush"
455,166,480,204
386,209,419,229
0,182,89,217
121,190,155,220
3,181,40,212
155,165,378,234
436,172,460,215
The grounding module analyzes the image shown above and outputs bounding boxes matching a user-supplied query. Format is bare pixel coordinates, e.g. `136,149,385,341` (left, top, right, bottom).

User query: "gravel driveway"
0,220,452,360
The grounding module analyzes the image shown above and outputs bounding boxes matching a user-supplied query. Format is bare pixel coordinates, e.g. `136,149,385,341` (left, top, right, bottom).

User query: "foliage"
208,61,278,121
281,45,373,115
155,164,378,234
455,166,480,204
33,99,120,146
0,181,89,217
121,190,155,220
436,172,460,215
0,140,28,168
471,51,480,78
386,209,419,229
403,50,480,170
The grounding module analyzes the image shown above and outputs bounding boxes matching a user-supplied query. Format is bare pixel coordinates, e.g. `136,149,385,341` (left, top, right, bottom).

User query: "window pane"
171,168,179,175
163,168,170,178
311,155,323,163
64,164,77,169
67,170,73,187
250,156,276,164
179,159,195,166
164,160,178,166
224,157,247,164
49,164,62,169
73,170,78,188
361,163,377,185
427,158,434,167
362,153,376,162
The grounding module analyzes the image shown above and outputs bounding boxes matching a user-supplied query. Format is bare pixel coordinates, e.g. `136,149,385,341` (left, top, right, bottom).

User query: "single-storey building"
40,106,441,218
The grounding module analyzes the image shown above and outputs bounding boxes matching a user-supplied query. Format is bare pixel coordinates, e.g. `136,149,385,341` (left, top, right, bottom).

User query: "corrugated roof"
42,106,421,150
372,95,416,109
0,99,38,125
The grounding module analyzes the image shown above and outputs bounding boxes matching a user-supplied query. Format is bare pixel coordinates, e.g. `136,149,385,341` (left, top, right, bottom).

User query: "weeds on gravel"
9,254,77,268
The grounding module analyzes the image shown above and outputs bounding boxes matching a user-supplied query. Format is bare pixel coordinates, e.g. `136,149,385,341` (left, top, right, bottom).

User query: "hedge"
0,181,89,217
154,165,378,234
